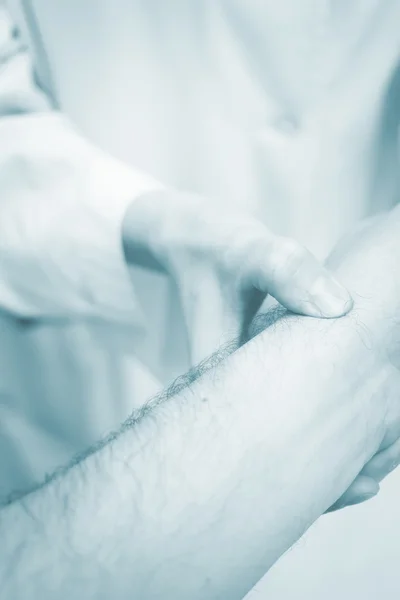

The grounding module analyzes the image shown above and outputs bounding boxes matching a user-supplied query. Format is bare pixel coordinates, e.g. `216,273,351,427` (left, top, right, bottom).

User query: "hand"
323,207,400,511
123,190,353,364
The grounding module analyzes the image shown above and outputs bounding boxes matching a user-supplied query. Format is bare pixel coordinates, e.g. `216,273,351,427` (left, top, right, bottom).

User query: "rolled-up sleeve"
0,10,164,324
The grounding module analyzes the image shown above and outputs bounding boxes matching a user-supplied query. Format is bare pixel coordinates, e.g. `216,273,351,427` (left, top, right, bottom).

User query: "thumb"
249,235,353,318
325,475,379,513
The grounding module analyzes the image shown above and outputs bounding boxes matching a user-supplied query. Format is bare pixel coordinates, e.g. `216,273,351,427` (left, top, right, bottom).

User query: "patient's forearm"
0,311,394,600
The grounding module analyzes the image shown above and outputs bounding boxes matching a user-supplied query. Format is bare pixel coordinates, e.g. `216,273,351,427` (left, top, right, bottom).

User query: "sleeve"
0,6,165,324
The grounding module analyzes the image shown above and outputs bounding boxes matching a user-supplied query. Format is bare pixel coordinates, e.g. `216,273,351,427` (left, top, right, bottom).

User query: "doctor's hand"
123,190,352,364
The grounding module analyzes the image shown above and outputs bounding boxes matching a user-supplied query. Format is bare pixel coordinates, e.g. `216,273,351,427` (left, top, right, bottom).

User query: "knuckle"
269,236,308,278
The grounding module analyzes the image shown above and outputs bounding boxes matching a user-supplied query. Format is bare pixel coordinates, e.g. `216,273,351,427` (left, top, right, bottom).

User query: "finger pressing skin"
249,234,353,318
325,475,379,513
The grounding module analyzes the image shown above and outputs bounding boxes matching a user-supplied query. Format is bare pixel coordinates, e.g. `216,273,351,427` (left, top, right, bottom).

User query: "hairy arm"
0,305,395,600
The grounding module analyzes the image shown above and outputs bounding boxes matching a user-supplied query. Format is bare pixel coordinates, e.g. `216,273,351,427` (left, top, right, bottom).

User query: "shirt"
1,1,400,598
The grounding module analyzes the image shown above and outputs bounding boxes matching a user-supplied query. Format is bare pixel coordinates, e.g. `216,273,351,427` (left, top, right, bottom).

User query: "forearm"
0,309,394,600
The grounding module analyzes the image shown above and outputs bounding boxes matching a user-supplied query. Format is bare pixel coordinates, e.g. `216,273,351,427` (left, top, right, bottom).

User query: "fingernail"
309,275,353,318
347,492,377,507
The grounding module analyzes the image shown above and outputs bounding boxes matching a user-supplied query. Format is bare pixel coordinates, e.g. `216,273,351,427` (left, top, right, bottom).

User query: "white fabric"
0,111,165,321
0,1,400,598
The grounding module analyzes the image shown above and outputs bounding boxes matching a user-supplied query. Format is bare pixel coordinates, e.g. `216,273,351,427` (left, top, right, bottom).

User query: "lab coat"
1,1,400,598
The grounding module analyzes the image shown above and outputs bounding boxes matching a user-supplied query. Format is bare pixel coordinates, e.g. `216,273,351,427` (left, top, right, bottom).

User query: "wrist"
251,307,389,456
330,267,400,371
193,306,391,525
325,211,400,366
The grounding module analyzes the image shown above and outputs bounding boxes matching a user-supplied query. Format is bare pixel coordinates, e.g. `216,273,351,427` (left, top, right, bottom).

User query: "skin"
0,206,400,599
122,190,353,361
324,207,400,506
0,0,385,513
123,189,378,508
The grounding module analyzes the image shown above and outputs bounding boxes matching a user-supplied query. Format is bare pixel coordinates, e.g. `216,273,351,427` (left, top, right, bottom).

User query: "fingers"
325,475,379,514
250,234,353,318
238,287,267,346
361,436,400,482
185,274,235,365
324,433,400,514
